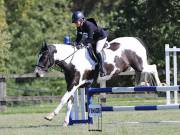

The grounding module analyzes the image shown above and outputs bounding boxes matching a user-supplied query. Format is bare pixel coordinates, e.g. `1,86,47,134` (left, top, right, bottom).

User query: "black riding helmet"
72,11,85,23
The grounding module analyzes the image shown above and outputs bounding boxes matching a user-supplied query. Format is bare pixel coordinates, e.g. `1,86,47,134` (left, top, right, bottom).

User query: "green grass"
0,102,67,114
0,97,167,114
0,97,168,114
93,96,166,106
1,111,180,135
1,98,180,135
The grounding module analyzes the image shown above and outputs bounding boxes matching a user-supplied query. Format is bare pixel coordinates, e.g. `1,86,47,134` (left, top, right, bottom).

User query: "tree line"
0,0,179,95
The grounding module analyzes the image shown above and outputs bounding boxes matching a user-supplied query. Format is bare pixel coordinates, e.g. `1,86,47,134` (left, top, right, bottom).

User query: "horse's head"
35,41,57,77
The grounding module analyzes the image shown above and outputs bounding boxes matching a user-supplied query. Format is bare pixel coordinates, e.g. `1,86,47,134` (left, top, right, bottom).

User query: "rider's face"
74,20,81,27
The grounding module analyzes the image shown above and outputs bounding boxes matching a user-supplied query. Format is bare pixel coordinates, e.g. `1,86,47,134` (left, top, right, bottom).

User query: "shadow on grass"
0,124,63,129
105,120,180,125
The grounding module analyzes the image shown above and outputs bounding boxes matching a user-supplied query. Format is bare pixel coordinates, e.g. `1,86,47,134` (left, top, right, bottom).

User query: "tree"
5,0,74,73
3,0,74,96
108,0,180,66
0,0,11,73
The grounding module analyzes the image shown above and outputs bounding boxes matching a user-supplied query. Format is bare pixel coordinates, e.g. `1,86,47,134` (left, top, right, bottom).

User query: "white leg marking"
64,98,73,126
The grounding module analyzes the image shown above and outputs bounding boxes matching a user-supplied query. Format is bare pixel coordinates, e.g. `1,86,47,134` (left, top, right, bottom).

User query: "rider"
72,11,108,77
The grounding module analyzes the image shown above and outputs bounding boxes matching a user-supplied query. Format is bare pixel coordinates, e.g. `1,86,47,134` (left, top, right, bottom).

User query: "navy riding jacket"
75,20,108,45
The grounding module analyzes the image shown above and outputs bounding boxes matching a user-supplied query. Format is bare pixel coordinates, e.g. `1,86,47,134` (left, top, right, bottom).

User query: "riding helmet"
72,11,85,23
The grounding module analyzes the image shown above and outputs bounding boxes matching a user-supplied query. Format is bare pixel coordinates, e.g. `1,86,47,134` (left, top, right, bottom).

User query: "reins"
61,46,79,62
36,45,83,72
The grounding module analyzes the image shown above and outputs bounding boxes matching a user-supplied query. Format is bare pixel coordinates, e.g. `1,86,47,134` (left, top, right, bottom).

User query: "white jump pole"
173,46,178,104
80,88,86,120
165,44,180,104
70,81,107,124
100,81,106,88
73,90,79,120
165,44,171,104
71,88,87,124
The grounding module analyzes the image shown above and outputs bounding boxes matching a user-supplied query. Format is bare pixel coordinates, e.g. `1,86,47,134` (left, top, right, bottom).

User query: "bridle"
35,49,55,71
36,45,81,71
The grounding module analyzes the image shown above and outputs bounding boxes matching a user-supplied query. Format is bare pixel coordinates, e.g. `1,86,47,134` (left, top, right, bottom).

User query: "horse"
34,37,161,126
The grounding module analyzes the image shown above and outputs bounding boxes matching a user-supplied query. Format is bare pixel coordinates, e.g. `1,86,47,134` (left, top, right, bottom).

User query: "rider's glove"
73,42,81,49
86,43,92,48
73,42,78,46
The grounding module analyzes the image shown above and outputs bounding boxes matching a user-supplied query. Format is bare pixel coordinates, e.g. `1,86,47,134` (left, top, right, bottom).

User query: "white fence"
165,44,180,104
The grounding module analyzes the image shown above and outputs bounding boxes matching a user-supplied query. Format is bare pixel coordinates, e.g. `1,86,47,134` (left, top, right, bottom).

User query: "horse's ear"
44,40,48,47
42,40,48,50
42,40,47,47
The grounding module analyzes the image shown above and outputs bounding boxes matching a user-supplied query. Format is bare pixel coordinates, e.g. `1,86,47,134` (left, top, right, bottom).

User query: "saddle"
87,46,98,63
87,43,107,63
76,41,108,63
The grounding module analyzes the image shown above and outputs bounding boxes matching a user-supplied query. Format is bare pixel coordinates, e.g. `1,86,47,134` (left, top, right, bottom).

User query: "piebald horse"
35,37,161,126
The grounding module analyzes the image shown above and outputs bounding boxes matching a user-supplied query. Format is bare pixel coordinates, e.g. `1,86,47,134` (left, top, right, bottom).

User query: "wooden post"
0,78,6,111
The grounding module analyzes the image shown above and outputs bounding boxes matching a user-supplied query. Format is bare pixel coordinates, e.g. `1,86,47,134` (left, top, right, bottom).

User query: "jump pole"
88,86,180,94
101,104,180,111
87,85,180,124
70,85,180,125
87,85,180,111
69,88,88,125
165,44,180,104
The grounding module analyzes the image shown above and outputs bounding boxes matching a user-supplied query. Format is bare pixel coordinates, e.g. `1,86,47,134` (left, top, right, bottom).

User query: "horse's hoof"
63,121,69,127
139,82,150,86
100,72,106,77
44,112,55,121
161,83,168,86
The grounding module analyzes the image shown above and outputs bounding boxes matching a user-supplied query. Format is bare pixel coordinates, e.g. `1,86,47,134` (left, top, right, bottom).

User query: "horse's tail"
135,37,150,64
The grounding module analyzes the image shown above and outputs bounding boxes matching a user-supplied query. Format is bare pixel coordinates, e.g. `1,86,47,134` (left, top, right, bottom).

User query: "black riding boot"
97,53,105,77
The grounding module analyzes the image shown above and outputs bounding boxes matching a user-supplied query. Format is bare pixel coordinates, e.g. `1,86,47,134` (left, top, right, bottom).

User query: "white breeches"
96,37,107,53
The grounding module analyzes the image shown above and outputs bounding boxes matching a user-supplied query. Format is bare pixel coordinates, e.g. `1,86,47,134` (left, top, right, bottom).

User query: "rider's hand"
76,45,81,49
86,43,92,48
73,42,82,49
73,42,78,46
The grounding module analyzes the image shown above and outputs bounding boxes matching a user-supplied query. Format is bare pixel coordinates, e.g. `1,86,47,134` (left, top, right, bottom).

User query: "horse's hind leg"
129,56,144,85
135,71,142,86
143,64,161,86
64,96,74,126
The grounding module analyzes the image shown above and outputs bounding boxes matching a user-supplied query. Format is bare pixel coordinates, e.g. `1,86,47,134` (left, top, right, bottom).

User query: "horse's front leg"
44,84,81,122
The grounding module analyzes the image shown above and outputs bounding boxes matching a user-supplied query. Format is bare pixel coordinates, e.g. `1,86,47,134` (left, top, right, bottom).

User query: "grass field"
1,98,180,135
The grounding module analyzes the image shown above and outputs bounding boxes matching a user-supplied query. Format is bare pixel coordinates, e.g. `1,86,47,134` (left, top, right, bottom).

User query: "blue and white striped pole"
88,86,180,95
101,104,180,111
87,87,93,124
